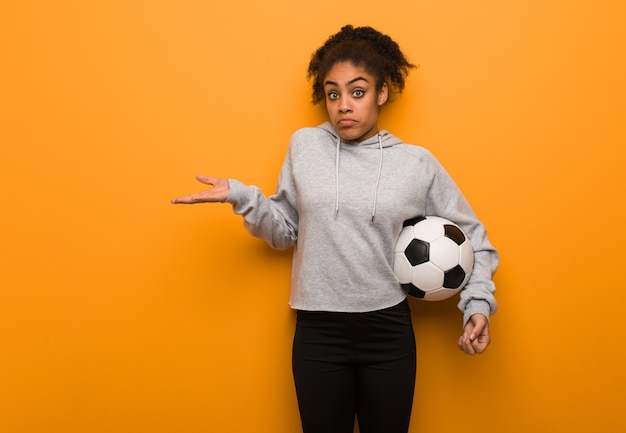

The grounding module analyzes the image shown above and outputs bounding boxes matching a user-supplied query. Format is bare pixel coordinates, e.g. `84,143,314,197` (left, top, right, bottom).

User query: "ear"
377,83,389,106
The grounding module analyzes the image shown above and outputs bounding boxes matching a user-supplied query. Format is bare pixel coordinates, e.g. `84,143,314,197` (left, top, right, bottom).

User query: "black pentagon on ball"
404,239,429,266
443,265,466,289
403,216,426,227
401,283,426,299
443,224,466,245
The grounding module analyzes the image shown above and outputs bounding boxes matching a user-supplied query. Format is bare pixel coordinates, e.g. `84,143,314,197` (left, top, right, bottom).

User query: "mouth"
337,119,357,127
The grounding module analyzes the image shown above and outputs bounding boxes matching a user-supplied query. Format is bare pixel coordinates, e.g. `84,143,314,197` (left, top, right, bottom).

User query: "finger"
459,323,477,351
473,344,486,354
195,175,216,186
458,334,476,356
172,192,209,204
457,336,466,353
171,195,194,204
471,340,487,355
472,333,491,354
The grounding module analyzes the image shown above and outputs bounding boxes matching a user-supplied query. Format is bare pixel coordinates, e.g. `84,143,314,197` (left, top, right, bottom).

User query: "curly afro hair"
307,25,416,105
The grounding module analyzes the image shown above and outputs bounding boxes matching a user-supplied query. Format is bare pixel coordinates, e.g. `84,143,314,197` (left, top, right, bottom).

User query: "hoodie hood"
317,122,402,222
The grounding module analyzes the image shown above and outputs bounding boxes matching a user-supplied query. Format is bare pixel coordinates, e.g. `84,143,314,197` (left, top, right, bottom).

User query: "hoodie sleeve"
423,152,499,326
225,147,299,251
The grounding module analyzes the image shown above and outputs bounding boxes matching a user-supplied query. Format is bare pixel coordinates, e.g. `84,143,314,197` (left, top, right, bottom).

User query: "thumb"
195,175,216,185
468,314,488,341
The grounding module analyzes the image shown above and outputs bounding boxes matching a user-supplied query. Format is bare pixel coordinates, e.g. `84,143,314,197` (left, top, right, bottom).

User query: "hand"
171,175,230,204
458,314,490,355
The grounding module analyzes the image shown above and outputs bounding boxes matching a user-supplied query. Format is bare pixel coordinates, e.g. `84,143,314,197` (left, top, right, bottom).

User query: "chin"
337,129,365,142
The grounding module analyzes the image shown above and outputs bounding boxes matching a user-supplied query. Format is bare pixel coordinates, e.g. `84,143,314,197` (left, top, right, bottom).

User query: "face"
323,61,388,142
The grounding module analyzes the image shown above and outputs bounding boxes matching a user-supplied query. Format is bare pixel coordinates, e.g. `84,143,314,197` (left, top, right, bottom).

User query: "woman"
172,25,498,433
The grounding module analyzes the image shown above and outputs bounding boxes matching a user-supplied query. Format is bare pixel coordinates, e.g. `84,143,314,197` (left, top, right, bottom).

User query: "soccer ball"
393,216,474,301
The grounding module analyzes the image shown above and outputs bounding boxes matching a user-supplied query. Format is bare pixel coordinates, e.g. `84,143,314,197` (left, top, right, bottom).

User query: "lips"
338,119,357,127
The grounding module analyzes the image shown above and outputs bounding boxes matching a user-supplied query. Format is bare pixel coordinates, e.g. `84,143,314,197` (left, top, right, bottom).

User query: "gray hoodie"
227,122,498,324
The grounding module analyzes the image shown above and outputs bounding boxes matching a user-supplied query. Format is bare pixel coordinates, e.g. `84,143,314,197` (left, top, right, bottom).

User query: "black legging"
292,299,416,433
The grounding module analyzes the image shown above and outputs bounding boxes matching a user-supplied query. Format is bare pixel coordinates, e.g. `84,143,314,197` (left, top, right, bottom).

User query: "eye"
353,89,364,98
327,91,339,100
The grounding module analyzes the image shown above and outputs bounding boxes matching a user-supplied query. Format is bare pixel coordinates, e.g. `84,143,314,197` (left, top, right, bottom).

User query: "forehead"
323,61,375,86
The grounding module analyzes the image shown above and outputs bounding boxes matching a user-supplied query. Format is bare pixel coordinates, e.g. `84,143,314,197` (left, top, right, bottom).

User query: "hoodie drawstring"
334,135,341,217
334,134,384,223
371,134,383,222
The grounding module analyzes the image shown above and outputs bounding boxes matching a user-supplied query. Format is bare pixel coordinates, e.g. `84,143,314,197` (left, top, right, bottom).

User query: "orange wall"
2,1,625,432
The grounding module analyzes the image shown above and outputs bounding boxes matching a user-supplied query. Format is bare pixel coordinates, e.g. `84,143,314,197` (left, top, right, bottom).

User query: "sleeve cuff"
463,299,491,327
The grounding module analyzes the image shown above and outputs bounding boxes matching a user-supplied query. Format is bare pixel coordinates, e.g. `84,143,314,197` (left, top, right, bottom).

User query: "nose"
338,97,352,113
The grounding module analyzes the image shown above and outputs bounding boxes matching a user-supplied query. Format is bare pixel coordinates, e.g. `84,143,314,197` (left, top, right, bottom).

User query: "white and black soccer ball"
393,216,474,301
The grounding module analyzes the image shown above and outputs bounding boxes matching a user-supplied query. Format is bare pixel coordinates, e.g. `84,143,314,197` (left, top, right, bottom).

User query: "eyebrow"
324,76,369,87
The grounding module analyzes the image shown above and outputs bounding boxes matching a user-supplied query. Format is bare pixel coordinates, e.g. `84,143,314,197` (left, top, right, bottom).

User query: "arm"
226,144,299,250
171,145,299,250
423,153,499,354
